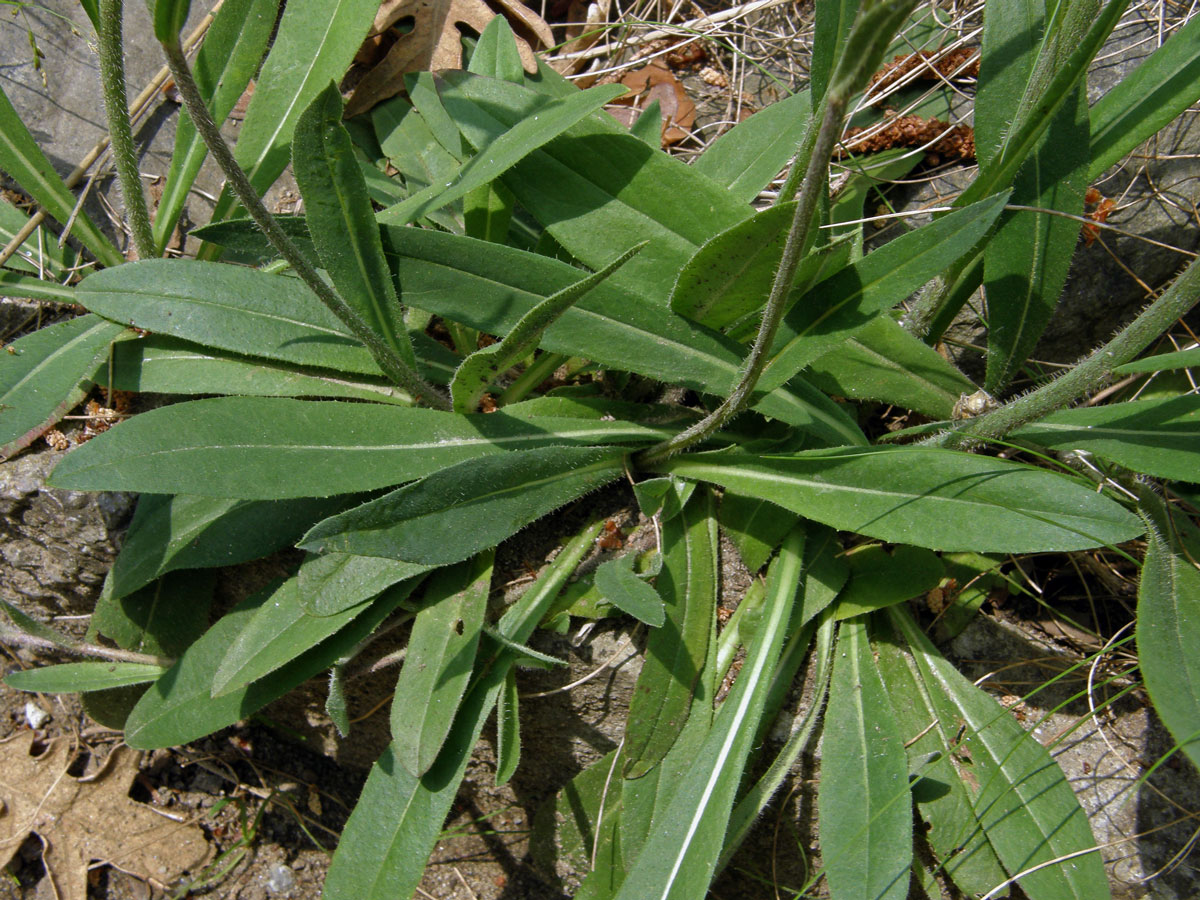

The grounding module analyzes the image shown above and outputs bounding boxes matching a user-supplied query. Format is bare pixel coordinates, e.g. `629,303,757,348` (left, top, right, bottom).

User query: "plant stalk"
0,626,172,667
930,252,1200,448
97,0,155,260
159,40,451,409
635,92,844,467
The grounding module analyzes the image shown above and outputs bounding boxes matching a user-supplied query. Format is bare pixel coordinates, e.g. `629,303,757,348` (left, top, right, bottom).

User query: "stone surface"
0,448,134,620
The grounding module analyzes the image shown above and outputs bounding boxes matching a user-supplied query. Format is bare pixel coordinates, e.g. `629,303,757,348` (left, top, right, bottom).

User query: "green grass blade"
0,314,128,461
300,446,630,564
653,445,1142,553
818,616,912,900
152,0,277,253
47,397,665,498
1115,346,1200,374
391,555,490,776
0,85,123,267
293,83,416,369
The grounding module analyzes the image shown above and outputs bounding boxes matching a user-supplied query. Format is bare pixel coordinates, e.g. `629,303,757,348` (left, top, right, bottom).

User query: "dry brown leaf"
344,0,554,117
0,733,211,899
550,0,611,79
606,62,696,146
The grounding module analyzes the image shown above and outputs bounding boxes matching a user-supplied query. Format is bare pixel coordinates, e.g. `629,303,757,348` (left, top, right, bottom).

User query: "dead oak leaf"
344,0,554,117
0,733,211,900
606,63,696,146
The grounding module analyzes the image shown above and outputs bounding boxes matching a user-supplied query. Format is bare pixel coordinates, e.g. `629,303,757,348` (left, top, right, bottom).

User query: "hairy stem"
930,252,1200,448
98,0,155,259
0,626,172,667
635,93,844,467
159,40,451,408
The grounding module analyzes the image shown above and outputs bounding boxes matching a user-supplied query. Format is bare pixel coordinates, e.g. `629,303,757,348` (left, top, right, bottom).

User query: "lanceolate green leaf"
495,667,521,785
5,662,168,694
300,446,629,565
0,314,128,461
97,336,420,405
654,446,1142,553
1089,11,1200,178
888,605,1111,900
1011,396,1200,483
1137,520,1200,772
77,260,381,376
211,0,380,215
983,83,1089,392
47,397,666,498
385,227,866,445
125,579,412,749
378,82,628,227
691,89,812,204
594,555,666,627
612,527,804,900
211,572,418,697
623,488,718,778
152,0,277,253
451,242,646,412
832,544,943,620
873,628,1009,898
431,70,752,303
0,86,123,267
93,571,214,657
818,617,912,900
293,83,415,368
755,193,1008,394
719,490,799,574
391,555,490,776
106,493,350,600
1114,347,1200,374
297,553,431,616
321,519,592,900
805,315,976,420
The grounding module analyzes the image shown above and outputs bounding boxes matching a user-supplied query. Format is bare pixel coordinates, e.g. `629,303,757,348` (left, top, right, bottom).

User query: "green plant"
2,0,1200,898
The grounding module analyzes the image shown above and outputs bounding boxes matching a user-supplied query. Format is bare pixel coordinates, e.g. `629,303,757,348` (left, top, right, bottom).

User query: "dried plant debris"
345,0,554,117
867,47,980,95
837,114,976,165
606,62,697,146
0,733,211,899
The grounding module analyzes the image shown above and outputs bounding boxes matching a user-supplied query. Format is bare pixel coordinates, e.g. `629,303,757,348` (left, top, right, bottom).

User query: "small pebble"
24,701,49,729
266,863,296,895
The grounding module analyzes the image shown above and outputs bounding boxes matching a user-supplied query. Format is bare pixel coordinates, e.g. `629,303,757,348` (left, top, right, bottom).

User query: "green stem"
635,92,844,467
499,351,567,406
159,40,451,409
930,251,1200,448
98,0,155,259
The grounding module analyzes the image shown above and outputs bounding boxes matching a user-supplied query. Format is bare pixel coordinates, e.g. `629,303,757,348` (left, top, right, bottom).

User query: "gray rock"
0,448,134,620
